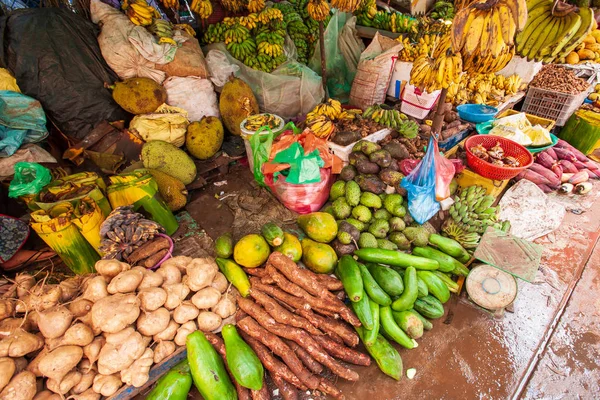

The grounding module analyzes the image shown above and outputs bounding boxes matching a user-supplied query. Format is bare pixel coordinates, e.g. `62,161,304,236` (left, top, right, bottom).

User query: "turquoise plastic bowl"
456,104,498,123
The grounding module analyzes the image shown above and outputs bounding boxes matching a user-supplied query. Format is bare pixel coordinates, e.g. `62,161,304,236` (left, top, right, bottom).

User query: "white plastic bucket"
240,114,284,172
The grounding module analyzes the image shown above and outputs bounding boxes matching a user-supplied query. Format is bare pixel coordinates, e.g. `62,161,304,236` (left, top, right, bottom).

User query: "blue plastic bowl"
456,104,498,123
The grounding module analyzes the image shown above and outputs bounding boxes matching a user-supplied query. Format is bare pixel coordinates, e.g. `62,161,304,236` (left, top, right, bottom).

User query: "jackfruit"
146,169,188,211
219,76,259,136
141,140,197,185
111,77,167,115
186,117,224,160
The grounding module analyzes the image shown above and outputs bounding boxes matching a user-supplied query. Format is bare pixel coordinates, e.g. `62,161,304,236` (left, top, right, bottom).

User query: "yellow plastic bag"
129,104,189,147
0,68,20,92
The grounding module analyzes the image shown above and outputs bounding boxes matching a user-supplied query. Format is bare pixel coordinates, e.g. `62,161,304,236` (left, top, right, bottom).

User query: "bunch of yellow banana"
452,0,526,73
257,41,283,57
160,0,178,9
432,50,463,90
410,54,436,91
191,0,212,19
311,99,342,120
247,0,265,13
258,8,284,24
397,34,443,61
238,14,259,30
338,109,362,120
331,0,361,13
224,24,250,45
124,0,158,26
306,113,335,138
445,72,523,105
174,24,196,37
221,0,246,13
307,0,330,22
158,37,178,45
515,0,594,63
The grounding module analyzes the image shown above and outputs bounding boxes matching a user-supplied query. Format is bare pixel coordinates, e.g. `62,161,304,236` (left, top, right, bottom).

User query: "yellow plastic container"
455,168,509,199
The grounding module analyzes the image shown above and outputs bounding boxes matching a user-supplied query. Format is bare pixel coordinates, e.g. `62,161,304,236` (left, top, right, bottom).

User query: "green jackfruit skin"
345,180,361,207
141,140,197,185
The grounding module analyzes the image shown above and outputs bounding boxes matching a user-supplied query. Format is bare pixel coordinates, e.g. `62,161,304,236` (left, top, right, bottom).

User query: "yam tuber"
161,256,192,272
211,272,229,293
153,340,176,364
212,296,237,319
91,293,140,333
120,347,153,387
185,258,218,291
83,337,105,367
174,321,197,346
67,388,101,400
0,357,15,392
39,345,83,382
47,370,82,395
107,269,144,294
163,283,190,310
68,298,93,318
138,270,164,290
138,287,167,311
71,368,96,395
0,300,14,322
137,307,171,336
46,323,94,350
0,329,44,358
26,347,48,377
157,264,181,285
153,319,179,342
0,371,36,400
59,276,83,303
285,340,323,374
271,374,298,400
37,306,73,339
191,287,221,310
92,374,122,397
15,274,35,299
204,332,251,400
97,328,146,375
94,260,130,280
196,311,222,332
173,301,200,324
80,277,108,303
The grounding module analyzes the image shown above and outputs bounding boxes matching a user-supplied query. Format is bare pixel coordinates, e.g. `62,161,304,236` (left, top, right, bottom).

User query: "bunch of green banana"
224,24,251,45
202,23,226,45
363,105,416,136
227,38,257,61
147,19,173,39
430,0,455,20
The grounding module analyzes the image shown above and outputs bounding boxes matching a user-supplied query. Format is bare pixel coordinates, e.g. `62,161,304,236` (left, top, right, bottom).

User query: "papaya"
301,238,338,274
234,234,270,268
297,212,338,243
111,77,166,115
219,76,259,136
274,232,302,262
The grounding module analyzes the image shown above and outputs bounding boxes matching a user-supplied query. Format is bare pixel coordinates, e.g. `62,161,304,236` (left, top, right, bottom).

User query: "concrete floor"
185,165,600,400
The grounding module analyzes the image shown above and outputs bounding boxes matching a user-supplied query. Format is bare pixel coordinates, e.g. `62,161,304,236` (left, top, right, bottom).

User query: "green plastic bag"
8,162,52,198
249,121,300,187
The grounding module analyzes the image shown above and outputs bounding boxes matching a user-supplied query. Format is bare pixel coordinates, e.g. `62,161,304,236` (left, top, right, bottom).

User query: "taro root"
379,169,405,187
339,165,357,182
355,159,380,174
369,149,393,168
355,174,386,194
332,131,362,146
348,152,368,166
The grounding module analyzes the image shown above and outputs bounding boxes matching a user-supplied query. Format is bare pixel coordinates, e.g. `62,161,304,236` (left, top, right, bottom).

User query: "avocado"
356,159,380,175
340,165,358,182
349,152,368,166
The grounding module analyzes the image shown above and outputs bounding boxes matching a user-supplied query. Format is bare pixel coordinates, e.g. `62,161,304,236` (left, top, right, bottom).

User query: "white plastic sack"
128,26,180,64
164,76,220,121
205,51,240,89
497,56,543,84
339,16,365,79
350,33,402,110
90,0,165,83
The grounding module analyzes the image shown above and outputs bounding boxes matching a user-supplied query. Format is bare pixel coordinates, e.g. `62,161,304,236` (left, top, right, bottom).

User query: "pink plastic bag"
432,139,455,200
265,168,333,214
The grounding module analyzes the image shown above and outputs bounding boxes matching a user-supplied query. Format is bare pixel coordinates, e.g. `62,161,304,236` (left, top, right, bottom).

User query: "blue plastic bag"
0,91,48,157
400,136,441,224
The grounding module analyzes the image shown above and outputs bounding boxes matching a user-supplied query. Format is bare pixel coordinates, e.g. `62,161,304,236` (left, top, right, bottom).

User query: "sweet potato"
81,277,108,303
163,283,190,310
83,337,105,366
0,371,36,400
153,319,179,342
191,287,221,310
137,287,167,311
174,321,197,346
33,390,60,400
38,306,73,339
68,298,93,318
67,388,101,400
211,272,229,293
0,300,14,323
120,347,153,388
185,258,218,291
94,260,130,280
0,318,30,339
91,293,140,333
92,374,122,397
0,357,15,392
173,301,200,324
59,276,83,303
14,274,36,299
138,270,164,290
196,311,222,332
0,329,43,357
47,370,82,395
153,340,176,364
71,368,96,395
161,256,192,272
107,269,144,294
46,323,94,350
212,296,236,319
97,327,145,375
39,345,83,382
157,264,181,285
137,307,171,336
26,347,48,377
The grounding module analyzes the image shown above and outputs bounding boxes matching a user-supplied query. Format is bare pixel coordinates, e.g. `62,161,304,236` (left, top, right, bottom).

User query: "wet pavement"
182,166,600,400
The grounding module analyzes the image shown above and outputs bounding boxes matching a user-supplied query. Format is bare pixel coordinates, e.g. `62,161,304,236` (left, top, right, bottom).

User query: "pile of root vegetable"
236,252,370,399
0,255,238,399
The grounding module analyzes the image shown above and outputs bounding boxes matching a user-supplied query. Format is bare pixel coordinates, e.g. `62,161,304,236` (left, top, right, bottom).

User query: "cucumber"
222,324,264,390
187,331,237,400
261,222,285,247
451,261,470,277
214,233,233,259
392,310,423,339
414,295,445,319
357,263,392,306
429,233,471,263
147,360,192,400
336,255,363,302
391,267,418,311
416,276,429,298
432,271,460,293
407,308,433,331
354,248,439,270
356,327,403,380
417,271,450,303
351,289,374,330
362,299,380,346
216,258,251,297
379,306,414,349
367,263,404,296
412,246,466,274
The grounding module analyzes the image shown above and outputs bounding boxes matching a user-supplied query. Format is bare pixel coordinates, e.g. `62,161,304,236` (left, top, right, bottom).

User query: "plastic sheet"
0,91,48,157
433,139,456,200
8,162,52,198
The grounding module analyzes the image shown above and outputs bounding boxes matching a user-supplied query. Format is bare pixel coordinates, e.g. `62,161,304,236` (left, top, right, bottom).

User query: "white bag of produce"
205,44,324,120
164,77,220,121
90,0,166,83
129,104,189,147
387,61,413,99
350,32,403,110
497,56,542,84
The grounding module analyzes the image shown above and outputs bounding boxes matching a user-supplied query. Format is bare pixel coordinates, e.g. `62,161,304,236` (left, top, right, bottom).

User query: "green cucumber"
214,233,233,259
147,360,192,400
379,306,414,349
261,222,285,247
351,290,374,330
432,271,460,293
222,325,264,390
186,331,236,400
408,308,433,331
391,267,418,311
216,258,251,297
367,263,404,296
354,248,439,270
412,246,467,275
358,263,392,306
429,233,471,263
416,276,429,298
336,255,363,302
356,328,403,380
362,299,380,346
392,310,423,339
417,271,450,303
451,261,470,277
414,295,445,319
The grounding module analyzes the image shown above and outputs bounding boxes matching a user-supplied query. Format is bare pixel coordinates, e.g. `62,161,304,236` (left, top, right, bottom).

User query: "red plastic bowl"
465,135,533,181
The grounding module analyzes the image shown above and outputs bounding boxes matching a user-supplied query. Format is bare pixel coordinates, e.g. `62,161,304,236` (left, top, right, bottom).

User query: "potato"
212,296,236,319
157,264,181,285
38,306,73,339
0,318,31,339
0,329,43,357
0,371,36,400
71,368,96,394
120,347,153,388
153,341,176,364
138,287,167,312
107,269,144,294
173,301,200,324
68,298,93,318
47,370,82,395
0,357,15,392
163,283,190,310
97,328,145,375
153,319,179,342
15,274,35,299
26,347,48,377
191,287,221,310
138,270,164,290
81,277,108,303
211,272,228,293
94,259,130,280
185,258,218,291
174,321,196,346
59,276,83,303
47,323,94,350
76,313,101,336
0,300,14,322
83,337,105,366
33,390,60,400
67,388,101,400
39,345,83,382
91,294,140,333
196,311,222,332
25,311,39,332
161,256,191,272
12,358,26,374
137,308,170,336
92,374,122,397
